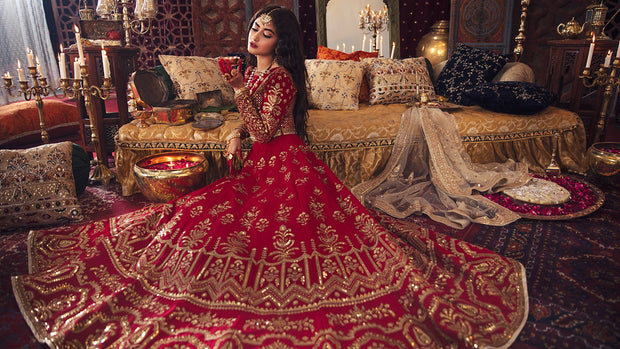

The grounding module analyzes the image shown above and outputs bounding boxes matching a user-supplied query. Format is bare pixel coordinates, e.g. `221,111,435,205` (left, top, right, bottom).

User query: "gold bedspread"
115,104,586,196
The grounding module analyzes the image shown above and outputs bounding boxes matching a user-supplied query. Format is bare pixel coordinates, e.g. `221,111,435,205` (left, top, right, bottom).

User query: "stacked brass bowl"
587,142,620,187
134,152,207,202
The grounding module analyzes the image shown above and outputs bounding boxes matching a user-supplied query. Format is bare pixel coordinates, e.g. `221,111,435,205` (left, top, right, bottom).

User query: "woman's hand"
225,137,242,161
218,57,244,90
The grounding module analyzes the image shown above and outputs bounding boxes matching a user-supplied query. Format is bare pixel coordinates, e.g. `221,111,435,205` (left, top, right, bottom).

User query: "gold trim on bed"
115,104,586,196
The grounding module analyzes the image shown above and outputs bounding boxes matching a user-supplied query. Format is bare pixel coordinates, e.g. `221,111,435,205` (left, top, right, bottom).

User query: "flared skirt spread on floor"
12,134,528,348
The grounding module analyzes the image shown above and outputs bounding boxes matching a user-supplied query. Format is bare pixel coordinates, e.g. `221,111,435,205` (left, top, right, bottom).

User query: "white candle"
27,49,34,67
74,25,85,64
390,41,396,59
4,71,12,79
101,46,111,78
336,44,340,51
35,56,44,78
351,45,355,52
74,58,81,79
585,34,596,68
342,42,346,53
58,45,67,79
17,60,25,81
379,35,384,57
362,34,366,52
616,40,620,58
604,50,612,67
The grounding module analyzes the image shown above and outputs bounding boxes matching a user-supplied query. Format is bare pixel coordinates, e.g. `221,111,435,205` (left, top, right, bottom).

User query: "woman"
12,6,528,348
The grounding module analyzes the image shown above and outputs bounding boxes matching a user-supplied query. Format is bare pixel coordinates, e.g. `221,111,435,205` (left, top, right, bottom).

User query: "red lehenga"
12,67,528,348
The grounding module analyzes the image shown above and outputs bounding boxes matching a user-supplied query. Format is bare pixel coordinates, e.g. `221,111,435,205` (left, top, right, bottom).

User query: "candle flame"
60,44,64,53
36,56,40,64
74,24,80,33
17,59,21,68
592,33,596,43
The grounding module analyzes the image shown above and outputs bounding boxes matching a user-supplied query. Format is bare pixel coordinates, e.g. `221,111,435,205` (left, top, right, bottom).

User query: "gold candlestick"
580,57,620,144
4,67,53,144
77,64,115,185
117,0,158,47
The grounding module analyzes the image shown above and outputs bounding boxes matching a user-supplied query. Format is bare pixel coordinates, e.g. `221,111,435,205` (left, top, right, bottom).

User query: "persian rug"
0,177,618,348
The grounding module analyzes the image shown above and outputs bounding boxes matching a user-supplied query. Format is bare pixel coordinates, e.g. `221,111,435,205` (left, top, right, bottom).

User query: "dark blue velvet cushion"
462,81,557,115
435,44,508,104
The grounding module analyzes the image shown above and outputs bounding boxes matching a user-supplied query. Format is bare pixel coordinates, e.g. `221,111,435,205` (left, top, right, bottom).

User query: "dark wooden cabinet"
67,45,138,162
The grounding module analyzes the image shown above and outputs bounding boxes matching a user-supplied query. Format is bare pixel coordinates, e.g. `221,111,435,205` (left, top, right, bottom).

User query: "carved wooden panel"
191,0,247,57
50,0,194,70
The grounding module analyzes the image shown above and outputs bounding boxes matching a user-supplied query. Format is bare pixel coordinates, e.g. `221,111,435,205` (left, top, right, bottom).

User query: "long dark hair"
246,5,309,141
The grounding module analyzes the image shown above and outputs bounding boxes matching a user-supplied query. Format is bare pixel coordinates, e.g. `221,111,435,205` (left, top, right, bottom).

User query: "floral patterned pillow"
305,59,365,110
316,46,378,103
434,44,508,104
0,141,83,231
363,57,435,105
462,81,557,115
159,55,235,105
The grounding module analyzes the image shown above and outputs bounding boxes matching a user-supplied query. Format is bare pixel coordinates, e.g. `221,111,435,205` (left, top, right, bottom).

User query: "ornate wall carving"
50,0,194,70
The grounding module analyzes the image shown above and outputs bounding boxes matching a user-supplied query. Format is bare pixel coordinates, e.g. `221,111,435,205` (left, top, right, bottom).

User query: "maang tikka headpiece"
259,8,278,25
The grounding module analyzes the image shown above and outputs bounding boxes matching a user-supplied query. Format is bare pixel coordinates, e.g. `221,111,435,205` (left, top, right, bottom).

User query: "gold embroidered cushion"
159,55,235,105
305,59,364,111
0,141,82,230
363,57,436,105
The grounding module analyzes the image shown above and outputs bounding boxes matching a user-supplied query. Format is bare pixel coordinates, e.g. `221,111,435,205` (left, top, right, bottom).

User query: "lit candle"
379,35,384,57
336,44,340,51
27,49,34,67
604,50,612,67
362,34,366,52
585,34,596,68
35,56,44,78
101,45,111,78
4,71,12,79
74,24,85,64
616,40,620,58
342,42,346,53
58,45,67,79
390,41,396,59
73,57,81,79
17,60,25,81
351,45,355,52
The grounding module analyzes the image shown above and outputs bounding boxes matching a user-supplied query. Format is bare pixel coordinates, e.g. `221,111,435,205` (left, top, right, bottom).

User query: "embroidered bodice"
234,66,297,143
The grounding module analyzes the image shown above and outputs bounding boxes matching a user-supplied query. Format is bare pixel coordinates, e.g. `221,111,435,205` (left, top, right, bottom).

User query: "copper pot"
134,152,207,202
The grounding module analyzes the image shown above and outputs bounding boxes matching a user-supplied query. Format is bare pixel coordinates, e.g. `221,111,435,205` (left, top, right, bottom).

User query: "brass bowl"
587,142,620,187
134,152,207,202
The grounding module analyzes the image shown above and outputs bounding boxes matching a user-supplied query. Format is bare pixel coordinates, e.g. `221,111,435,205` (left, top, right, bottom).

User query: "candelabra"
3,66,53,144
359,4,389,53
580,57,620,144
96,0,157,47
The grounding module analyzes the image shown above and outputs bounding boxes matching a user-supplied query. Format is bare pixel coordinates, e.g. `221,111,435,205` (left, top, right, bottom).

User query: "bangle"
225,133,241,142
234,87,249,98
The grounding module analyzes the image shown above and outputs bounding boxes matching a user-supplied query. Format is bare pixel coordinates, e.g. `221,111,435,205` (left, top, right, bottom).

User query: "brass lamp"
585,1,609,39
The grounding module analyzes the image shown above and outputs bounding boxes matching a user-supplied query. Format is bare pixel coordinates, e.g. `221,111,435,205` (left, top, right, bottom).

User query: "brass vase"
416,20,449,67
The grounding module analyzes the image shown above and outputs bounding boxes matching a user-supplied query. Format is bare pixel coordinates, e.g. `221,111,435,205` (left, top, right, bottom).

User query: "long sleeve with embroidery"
234,68,297,143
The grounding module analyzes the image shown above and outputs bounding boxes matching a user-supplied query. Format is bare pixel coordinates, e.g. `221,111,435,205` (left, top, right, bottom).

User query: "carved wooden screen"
191,0,298,58
50,0,194,70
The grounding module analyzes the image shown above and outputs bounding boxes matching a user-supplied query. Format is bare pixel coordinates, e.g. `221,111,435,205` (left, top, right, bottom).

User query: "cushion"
0,141,83,231
462,81,557,115
492,62,535,83
0,99,80,147
305,59,365,110
158,55,235,105
434,44,508,104
363,57,435,105
316,46,378,103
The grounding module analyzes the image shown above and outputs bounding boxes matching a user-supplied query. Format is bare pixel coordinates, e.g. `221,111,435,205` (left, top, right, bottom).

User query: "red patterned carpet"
1,176,618,348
